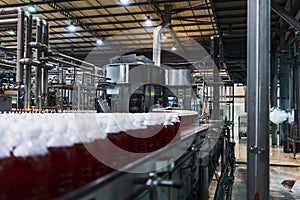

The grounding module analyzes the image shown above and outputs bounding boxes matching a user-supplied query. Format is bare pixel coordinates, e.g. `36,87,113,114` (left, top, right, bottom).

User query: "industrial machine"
101,54,194,113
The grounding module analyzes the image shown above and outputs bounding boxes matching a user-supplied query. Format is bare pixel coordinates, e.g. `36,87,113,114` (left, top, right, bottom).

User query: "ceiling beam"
44,0,101,39
33,0,202,14
0,0,81,8
45,6,211,22
46,10,157,21
1,28,213,43
48,15,213,29
50,25,214,35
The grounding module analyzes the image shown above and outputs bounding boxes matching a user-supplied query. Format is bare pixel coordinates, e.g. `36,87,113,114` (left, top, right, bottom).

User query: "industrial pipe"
153,25,163,67
34,17,42,110
19,58,53,69
16,8,24,85
29,42,48,50
0,59,16,66
41,20,49,107
50,52,98,68
24,13,33,110
152,4,172,66
45,57,93,71
87,73,105,78
0,18,18,25
0,13,18,19
0,7,24,15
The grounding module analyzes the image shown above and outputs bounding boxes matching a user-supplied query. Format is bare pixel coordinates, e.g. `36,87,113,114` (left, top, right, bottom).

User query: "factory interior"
0,0,299,199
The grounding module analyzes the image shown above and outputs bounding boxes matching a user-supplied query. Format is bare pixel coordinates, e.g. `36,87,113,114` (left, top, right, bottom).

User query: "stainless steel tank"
105,64,165,85
165,69,191,86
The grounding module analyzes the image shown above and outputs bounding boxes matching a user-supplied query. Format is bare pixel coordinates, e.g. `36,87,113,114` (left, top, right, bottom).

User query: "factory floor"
209,139,300,199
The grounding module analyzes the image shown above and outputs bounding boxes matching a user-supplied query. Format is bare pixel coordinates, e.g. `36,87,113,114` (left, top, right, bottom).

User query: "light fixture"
67,22,76,32
7,29,15,35
27,1,36,13
171,46,177,51
161,33,167,41
145,16,152,26
96,38,103,46
120,0,130,4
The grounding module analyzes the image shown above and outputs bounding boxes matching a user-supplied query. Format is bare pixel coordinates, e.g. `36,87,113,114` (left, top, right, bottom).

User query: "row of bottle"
0,112,183,199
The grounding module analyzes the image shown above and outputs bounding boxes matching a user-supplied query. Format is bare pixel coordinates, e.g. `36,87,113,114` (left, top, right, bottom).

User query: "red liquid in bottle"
88,138,112,179
155,124,167,150
0,152,12,200
47,146,75,198
165,124,176,145
173,121,181,141
10,154,49,200
72,142,94,188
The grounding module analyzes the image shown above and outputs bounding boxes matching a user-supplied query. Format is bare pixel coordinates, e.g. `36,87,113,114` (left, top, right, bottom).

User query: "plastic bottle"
12,138,49,199
0,143,12,200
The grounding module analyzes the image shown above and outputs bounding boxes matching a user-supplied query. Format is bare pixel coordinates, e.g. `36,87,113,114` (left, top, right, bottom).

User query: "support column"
212,36,220,121
279,29,290,147
247,0,270,199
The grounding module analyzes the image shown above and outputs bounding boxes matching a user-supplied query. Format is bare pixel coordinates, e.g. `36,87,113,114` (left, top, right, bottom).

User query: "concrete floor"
209,140,300,199
232,164,300,199
236,139,299,166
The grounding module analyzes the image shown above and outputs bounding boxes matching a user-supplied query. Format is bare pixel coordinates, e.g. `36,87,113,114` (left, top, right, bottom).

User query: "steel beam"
247,0,270,199
48,15,212,29
271,0,300,32
32,0,202,14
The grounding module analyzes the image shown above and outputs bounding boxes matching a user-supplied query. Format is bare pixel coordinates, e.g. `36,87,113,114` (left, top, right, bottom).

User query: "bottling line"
0,6,238,200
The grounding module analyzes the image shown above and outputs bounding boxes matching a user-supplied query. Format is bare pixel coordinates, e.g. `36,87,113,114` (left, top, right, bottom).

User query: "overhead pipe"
153,4,172,66
19,58,53,69
0,63,15,69
0,7,25,15
0,46,17,55
29,42,48,50
16,8,25,86
45,57,93,71
50,52,99,85
82,71,105,78
0,59,16,66
1,46,17,50
0,57,15,60
50,52,98,69
0,18,18,25
0,13,18,19
24,13,33,110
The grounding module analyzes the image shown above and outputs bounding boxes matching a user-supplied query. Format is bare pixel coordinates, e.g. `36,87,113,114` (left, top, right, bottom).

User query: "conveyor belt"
59,126,216,200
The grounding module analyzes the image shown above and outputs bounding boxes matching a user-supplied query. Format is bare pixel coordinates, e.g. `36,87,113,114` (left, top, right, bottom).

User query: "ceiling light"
67,22,76,32
145,16,152,26
120,0,130,4
161,33,167,41
171,46,177,51
7,29,15,35
96,38,103,46
27,2,36,13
